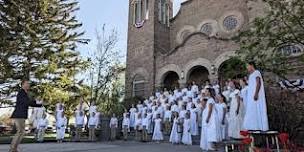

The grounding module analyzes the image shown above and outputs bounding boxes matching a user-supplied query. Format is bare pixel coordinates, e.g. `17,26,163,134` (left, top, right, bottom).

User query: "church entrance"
187,66,209,87
163,71,180,91
218,57,247,86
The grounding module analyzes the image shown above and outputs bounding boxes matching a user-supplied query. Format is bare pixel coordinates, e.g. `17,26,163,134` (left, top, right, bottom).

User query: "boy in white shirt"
109,113,118,141
37,114,48,142
122,114,130,141
75,111,85,142
88,112,98,141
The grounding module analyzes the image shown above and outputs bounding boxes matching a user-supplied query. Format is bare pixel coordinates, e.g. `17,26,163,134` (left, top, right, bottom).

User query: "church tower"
125,0,173,98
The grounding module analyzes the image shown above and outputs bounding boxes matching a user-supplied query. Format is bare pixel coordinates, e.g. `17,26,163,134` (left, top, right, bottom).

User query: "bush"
266,87,304,145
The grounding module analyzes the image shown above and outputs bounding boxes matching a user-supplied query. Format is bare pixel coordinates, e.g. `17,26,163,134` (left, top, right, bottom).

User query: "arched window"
133,75,145,97
278,44,303,56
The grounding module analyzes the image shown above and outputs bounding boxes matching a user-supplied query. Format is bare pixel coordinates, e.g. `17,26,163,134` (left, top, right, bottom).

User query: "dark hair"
206,88,216,98
21,79,29,86
219,94,227,103
241,78,248,86
248,61,257,69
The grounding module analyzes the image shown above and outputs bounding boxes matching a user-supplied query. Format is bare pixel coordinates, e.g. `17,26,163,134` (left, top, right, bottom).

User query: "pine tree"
0,0,90,110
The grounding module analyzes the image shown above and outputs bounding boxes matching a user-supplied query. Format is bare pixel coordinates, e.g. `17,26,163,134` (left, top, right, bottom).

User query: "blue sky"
76,0,187,60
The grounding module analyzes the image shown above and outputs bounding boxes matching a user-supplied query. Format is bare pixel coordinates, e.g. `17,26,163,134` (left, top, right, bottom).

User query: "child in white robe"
129,104,137,129
216,94,228,141
164,106,172,134
109,113,118,141
135,114,142,141
56,113,67,143
179,105,187,119
182,112,192,145
88,112,99,141
152,114,163,142
122,114,130,141
228,81,244,139
200,88,219,151
147,109,153,134
37,114,48,142
142,113,149,142
169,112,180,144
190,103,198,136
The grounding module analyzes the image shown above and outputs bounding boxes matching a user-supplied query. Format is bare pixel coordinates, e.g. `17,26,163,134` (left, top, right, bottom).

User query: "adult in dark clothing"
9,80,43,152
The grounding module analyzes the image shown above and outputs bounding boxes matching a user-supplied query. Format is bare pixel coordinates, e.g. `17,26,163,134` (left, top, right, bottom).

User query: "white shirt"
88,116,99,127
56,117,67,128
164,110,172,120
109,117,118,128
76,115,85,126
122,118,130,127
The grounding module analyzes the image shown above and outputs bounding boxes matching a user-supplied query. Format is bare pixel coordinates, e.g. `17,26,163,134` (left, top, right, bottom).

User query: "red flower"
242,137,252,145
278,133,289,144
240,130,250,137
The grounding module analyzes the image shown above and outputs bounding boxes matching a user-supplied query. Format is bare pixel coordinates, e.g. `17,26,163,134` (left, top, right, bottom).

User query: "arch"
184,58,212,76
131,67,149,81
214,51,236,70
196,19,219,37
187,66,209,86
156,64,182,85
162,71,180,91
218,57,247,86
176,25,196,44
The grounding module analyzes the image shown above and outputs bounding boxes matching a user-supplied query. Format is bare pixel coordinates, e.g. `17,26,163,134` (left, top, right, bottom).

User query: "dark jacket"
11,89,42,119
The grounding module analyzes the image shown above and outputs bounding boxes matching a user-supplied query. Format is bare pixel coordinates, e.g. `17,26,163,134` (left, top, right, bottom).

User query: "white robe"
182,118,192,145
240,86,248,116
152,118,163,141
56,117,67,140
243,70,269,131
228,89,243,139
215,103,228,141
190,108,198,136
169,118,180,144
129,108,137,127
200,97,219,150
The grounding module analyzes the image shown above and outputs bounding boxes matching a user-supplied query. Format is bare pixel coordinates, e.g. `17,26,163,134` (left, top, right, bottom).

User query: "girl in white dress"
182,112,192,145
179,105,187,119
56,113,67,143
190,103,198,136
216,94,228,141
56,103,64,120
169,112,180,144
228,81,244,139
152,114,163,142
129,104,137,129
200,88,219,151
240,78,248,116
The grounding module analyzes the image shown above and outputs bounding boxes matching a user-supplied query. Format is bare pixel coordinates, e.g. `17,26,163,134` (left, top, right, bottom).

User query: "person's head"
216,94,226,104
91,101,95,106
205,80,210,86
247,61,256,73
205,88,216,98
186,111,190,119
21,79,30,91
191,103,195,109
59,103,63,110
192,81,196,85
124,108,128,113
157,113,161,119
131,104,135,108
239,78,248,87
173,112,178,118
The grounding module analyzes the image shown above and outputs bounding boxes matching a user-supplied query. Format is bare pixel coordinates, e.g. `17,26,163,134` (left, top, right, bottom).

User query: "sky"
76,0,187,60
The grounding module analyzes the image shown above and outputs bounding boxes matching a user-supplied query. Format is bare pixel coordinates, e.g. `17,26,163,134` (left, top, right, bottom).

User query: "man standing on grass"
243,62,269,131
9,80,43,152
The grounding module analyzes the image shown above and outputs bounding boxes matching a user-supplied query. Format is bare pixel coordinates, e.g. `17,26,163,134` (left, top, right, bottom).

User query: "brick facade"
126,0,267,98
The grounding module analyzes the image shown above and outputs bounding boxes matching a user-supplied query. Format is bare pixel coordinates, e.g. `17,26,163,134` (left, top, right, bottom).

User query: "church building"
125,0,303,98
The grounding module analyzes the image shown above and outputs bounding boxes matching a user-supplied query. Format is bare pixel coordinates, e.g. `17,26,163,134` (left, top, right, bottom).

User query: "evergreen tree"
0,0,90,111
